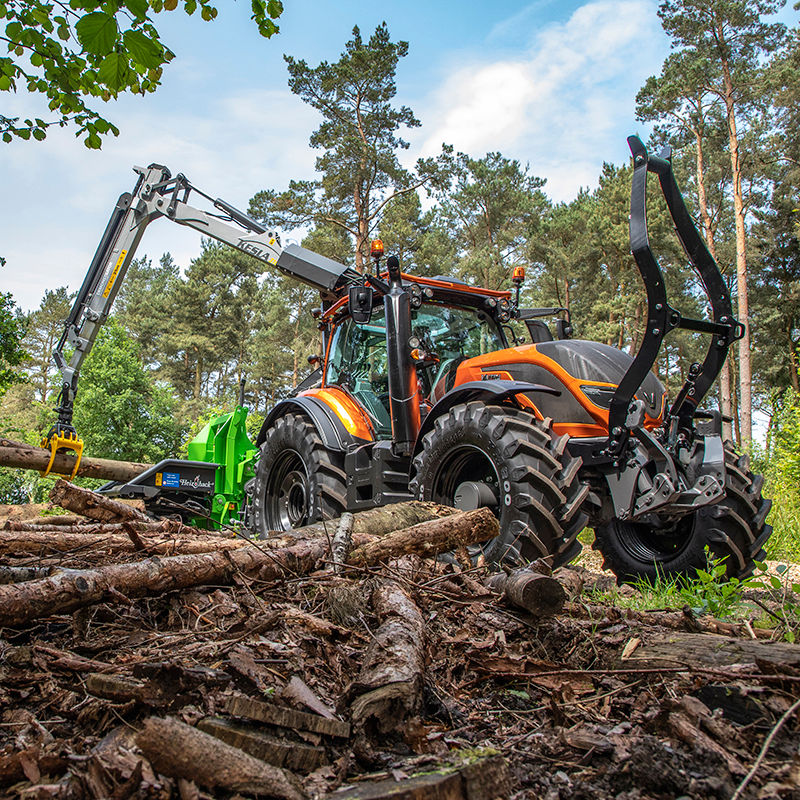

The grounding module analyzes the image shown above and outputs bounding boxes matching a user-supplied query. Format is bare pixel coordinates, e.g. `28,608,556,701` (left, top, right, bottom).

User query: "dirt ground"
1,507,799,800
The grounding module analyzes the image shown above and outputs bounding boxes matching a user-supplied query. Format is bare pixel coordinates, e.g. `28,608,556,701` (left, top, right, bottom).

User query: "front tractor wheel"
592,443,773,583
410,402,589,567
252,412,346,538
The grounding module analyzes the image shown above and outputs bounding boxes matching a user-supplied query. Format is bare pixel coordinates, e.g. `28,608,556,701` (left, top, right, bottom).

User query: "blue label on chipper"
162,472,180,487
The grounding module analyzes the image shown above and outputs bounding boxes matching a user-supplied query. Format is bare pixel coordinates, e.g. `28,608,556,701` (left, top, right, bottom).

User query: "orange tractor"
250,136,771,582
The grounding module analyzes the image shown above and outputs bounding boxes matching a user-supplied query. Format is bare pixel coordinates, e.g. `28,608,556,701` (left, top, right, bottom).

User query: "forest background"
1,0,799,559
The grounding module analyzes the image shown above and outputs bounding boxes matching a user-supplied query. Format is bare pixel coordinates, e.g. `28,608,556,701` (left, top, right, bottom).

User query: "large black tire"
593,443,773,583
252,412,347,538
409,402,589,567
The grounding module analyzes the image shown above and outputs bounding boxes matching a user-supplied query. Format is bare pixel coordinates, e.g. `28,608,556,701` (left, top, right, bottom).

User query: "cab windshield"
325,303,506,438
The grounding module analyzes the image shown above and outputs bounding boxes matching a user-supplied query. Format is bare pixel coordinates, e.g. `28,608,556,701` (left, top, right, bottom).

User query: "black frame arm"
606,135,743,457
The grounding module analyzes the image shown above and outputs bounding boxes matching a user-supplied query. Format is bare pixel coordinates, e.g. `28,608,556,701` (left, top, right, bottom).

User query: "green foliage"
0,280,27,394
249,23,452,270
72,318,185,461
22,286,73,402
1,0,283,146
433,152,548,290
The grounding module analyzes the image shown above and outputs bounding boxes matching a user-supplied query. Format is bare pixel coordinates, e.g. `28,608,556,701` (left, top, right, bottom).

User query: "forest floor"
1,500,799,800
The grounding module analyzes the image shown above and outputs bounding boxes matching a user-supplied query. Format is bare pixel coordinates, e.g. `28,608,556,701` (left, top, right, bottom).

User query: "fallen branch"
347,507,498,566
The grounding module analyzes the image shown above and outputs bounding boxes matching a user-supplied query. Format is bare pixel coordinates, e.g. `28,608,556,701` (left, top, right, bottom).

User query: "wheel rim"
614,515,696,565
429,444,500,513
265,450,310,530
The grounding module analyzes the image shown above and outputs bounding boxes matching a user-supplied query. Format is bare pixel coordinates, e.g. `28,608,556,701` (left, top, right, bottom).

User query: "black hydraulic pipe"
383,255,419,457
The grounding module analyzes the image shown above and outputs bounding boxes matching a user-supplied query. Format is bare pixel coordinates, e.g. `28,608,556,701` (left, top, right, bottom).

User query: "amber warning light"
370,239,384,258
512,266,526,283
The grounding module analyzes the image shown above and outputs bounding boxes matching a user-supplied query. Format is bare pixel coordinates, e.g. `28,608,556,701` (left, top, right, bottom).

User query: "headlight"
581,385,617,410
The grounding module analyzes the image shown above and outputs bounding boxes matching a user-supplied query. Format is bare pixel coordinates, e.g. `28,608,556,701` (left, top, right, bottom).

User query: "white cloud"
1,89,319,309
414,0,666,201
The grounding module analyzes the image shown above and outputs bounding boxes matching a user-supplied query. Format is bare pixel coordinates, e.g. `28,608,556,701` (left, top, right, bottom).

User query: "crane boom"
43,163,359,475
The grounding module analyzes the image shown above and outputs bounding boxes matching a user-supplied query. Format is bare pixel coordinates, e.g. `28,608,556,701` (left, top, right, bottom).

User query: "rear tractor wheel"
592,443,772,583
252,412,346,538
410,402,589,567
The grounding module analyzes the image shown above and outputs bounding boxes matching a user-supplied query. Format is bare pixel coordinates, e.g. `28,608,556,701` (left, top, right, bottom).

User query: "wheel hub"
454,480,499,511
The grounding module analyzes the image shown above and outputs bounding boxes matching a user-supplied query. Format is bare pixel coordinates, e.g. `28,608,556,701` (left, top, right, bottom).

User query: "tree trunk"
693,126,733,442
0,438,153,483
721,59,752,444
49,479,150,523
136,717,306,800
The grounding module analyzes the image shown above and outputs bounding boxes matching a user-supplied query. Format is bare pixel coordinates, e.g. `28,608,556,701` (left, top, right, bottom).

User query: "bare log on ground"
0,503,468,626
49,479,151,523
348,578,426,735
485,569,566,617
0,528,243,556
135,716,306,800
347,507,499,566
0,437,152,482
625,631,800,670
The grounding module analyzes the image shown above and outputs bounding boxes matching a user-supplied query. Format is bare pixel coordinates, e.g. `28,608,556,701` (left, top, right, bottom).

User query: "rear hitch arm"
606,136,743,459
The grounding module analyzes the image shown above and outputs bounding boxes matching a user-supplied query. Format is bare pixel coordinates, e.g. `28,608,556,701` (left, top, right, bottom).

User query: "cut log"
331,753,511,800
225,694,350,739
348,579,426,736
49,479,150,523
624,632,800,670
485,569,566,617
0,528,243,556
347,507,499,566
135,716,306,800
0,503,466,626
0,437,152,482
198,717,326,774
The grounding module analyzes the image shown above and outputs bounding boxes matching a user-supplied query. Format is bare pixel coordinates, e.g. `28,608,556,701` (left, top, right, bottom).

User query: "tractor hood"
453,339,666,426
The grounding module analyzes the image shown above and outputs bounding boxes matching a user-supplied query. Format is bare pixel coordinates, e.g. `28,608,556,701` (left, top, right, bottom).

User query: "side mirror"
349,285,374,324
307,354,321,366
555,319,573,340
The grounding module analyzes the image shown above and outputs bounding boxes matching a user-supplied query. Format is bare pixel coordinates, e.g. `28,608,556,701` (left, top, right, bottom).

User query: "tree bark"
135,716,306,800
0,438,152,483
348,579,426,735
49,479,150,523
0,503,462,626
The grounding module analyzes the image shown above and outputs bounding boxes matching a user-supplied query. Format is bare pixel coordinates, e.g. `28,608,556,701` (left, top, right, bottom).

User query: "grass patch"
763,482,800,563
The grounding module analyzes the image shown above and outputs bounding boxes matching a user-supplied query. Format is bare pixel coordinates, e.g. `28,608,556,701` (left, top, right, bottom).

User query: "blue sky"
0,0,671,310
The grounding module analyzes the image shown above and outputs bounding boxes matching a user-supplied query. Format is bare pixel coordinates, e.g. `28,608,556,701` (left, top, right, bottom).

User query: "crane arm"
43,163,358,476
